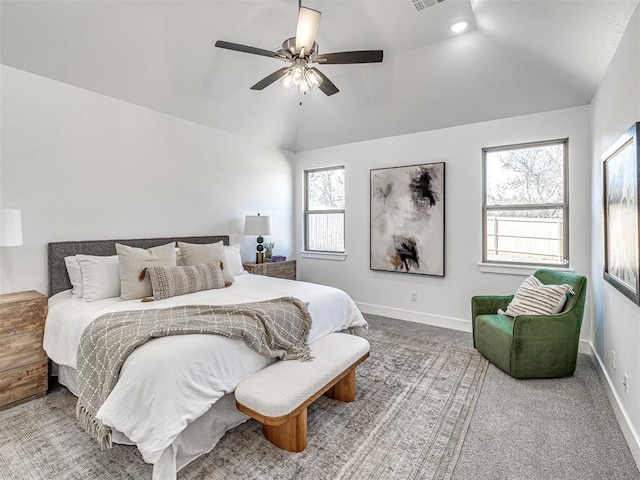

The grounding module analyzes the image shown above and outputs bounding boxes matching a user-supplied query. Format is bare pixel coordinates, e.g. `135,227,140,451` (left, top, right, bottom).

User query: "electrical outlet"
623,374,629,396
612,350,616,370
411,291,417,301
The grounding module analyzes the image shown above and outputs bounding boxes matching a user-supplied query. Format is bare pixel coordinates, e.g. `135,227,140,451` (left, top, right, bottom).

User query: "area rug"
0,324,488,479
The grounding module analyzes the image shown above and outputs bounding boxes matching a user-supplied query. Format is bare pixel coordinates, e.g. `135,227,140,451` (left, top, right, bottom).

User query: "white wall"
0,66,294,295
590,4,640,465
294,106,592,338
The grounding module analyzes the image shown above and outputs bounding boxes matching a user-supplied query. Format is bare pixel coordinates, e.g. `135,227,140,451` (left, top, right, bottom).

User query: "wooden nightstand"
0,291,48,411
243,260,297,280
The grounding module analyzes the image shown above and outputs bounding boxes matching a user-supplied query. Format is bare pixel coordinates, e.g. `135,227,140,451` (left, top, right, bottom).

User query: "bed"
44,235,368,480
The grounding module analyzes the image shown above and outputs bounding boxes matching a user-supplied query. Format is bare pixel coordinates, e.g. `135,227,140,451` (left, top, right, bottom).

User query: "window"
305,166,345,253
483,139,568,266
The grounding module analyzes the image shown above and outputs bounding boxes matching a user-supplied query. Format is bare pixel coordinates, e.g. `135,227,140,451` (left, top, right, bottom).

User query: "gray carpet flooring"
365,314,640,480
0,317,487,480
1,315,638,479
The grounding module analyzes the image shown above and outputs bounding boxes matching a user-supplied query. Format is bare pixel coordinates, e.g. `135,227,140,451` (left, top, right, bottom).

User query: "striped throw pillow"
147,262,226,300
499,275,575,317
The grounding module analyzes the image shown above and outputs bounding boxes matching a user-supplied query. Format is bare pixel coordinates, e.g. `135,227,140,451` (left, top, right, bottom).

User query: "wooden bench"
235,332,370,452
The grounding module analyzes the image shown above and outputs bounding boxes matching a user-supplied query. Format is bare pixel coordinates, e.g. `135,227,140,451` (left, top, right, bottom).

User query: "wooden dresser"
0,291,48,410
243,259,297,280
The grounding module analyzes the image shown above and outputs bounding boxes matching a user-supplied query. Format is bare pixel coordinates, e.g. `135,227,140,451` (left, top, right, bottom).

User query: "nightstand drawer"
0,331,46,372
0,360,48,409
0,297,47,337
266,261,296,280
243,260,297,280
0,291,48,410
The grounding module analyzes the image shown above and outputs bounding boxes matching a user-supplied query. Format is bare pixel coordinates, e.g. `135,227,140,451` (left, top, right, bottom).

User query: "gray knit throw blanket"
75,296,313,450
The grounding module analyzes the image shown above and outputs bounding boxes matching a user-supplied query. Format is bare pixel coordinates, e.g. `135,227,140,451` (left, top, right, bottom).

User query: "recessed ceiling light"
450,21,469,34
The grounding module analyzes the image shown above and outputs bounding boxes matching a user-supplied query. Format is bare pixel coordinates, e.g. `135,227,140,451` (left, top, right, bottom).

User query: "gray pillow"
147,262,225,300
177,241,234,285
116,242,177,300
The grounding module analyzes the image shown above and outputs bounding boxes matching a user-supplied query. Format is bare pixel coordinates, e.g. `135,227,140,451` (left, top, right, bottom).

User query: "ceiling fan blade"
315,50,384,64
310,68,339,96
215,40,287,60
295,6,321,55
250,67,290,91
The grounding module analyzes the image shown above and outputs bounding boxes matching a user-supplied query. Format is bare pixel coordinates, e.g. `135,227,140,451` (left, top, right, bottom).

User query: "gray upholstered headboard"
48,235,229,297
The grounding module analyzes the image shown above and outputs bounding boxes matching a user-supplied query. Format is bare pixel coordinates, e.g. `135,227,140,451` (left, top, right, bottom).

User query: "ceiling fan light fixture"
306,68,323,88
280,62,322,95
281,71,295,89
295,7,321,55
299,80,311,94
291,63,306,82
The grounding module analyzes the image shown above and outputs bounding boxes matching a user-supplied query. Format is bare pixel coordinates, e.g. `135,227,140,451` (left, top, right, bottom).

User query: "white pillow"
76,254,120,302
116,242,177,301
64,255,84,299
499,275,575,317
178,241,234,285
224,243,245,276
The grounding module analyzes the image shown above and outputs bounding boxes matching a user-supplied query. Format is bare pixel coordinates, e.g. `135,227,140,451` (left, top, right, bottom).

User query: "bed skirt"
56,364,249,480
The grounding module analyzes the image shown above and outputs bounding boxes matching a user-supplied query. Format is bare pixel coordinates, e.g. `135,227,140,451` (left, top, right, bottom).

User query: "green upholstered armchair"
471,269,587,379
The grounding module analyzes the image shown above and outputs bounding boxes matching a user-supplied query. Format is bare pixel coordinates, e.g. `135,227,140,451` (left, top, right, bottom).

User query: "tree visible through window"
305,166,345,252
483,139,569,265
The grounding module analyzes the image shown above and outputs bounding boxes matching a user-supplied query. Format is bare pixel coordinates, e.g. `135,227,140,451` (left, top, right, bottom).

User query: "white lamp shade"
0,208,23,246
244,215,273,236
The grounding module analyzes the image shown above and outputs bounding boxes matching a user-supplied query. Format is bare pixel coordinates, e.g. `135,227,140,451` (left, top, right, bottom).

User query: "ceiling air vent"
410,0,445,13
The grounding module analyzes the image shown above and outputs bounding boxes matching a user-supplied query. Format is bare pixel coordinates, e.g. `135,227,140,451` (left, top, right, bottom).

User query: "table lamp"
0,208,23,247
244,214,272,264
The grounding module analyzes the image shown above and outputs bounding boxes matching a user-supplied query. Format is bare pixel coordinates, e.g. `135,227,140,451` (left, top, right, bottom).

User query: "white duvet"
44,274,367,469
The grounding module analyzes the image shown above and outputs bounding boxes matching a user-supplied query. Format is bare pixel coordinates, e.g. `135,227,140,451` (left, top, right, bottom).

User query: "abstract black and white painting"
603,122,640,305
370,162,445,276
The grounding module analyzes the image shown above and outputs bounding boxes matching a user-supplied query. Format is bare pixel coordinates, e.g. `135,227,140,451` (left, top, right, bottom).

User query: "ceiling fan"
215,1,383,97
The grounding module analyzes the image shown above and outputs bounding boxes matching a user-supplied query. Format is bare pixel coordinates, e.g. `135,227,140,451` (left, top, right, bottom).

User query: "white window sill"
478,262,574,276
300,251,347,261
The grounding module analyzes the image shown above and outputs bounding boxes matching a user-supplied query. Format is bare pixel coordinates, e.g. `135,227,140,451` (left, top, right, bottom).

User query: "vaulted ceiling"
1,0,638,152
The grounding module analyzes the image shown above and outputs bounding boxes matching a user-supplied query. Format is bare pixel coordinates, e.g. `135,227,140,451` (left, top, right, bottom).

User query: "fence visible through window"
486,216,564,264
482,138,568,266
305,166,345,253
307,213,345,252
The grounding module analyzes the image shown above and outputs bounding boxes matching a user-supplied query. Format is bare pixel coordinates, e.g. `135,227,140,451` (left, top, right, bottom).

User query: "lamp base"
256,252,264,264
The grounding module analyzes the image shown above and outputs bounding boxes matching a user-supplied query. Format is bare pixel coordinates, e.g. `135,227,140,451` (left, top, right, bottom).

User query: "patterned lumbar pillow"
499,275,575,317
147,262,226,300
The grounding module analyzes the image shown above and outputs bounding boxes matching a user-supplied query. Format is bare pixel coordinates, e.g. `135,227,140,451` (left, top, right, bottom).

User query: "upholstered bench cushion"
235,333,370,418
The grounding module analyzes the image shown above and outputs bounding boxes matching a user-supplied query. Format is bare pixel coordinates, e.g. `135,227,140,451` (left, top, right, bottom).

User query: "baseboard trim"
578,339,591,355
357,303,595,351
588,341,640,470
355,302,472,332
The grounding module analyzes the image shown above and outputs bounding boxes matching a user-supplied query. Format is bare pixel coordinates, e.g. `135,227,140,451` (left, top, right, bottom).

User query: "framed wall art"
370,162,445,276
603,122,640,304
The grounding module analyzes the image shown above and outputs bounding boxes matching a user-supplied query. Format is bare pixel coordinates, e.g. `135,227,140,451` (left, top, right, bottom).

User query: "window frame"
482,138,569,267
304,165,346,253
